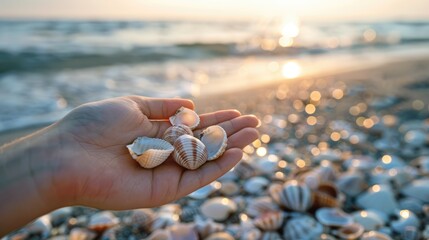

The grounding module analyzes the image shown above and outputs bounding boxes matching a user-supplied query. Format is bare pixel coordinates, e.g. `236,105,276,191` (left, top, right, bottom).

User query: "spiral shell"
163,124,193,145
273,180,313,212
127,137,174,169
173,135,208,170
200,125,228,160
253,212,284,231
283,215,323,240
169,107,200,130
337,223,364,240
312,182,341,209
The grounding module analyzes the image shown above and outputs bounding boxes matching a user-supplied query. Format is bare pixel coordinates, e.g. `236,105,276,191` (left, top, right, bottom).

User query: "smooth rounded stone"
374,138,400,152
50,207,73,226
315,208,353,227
388,167,419,188
271,144,298,162
391,210,420,235
194,218,225,239
149,211,180,232
360,231,393,240
352,210,385,231
239,227,261,240
312,149,342,163
189,181,221,199
336,170,367,197
423,225,429,239
201,197,237,221
243,176,270,194
356,184,398,215
404,130,427,147
411,156,429,175
283,215,323,240
336,223,364,240
166,224,199,240
401,178,429,203
219,181,240,196
245,197,279,217
205,232,235,240
399,198,424,215
377,155,405,170
344,155,376,172
232,160,258,179
401,226,420,240
127,208,155,230
254,155,280,174
88,211,119,232
69,228,96,240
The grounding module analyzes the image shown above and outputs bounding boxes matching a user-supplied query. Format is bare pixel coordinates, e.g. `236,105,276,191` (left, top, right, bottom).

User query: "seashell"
401,178,429,203
275,180,313,212
312,182,341,209
352,210,385,231
315,208,353,227
149,211,180,232
267,183,283,206
391,210,420,235
360,231,393,240
169,107,200,130
189,181,221,199
356,184,398,214
219,181,240,196
205,232,235,240
162,124,193,145
200,197,237,221
128,208,155,230
283,215,323,240
243,176,269,195
166,224,199,240
336,223,364,240
69,228,97,240
260,231,283,240
239,227,261,240
245,197,279,217
253,212,284,231
233,160,258,179
173,134,208,170
194,218,225,239
88,211,119,232
127,137,174,168
336,170,367,197
200,125,228,160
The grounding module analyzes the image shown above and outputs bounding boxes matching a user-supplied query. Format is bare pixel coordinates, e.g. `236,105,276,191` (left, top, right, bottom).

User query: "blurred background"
0,0,429,133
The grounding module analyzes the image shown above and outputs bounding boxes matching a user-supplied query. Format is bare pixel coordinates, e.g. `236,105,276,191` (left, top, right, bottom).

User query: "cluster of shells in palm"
126,107,228,170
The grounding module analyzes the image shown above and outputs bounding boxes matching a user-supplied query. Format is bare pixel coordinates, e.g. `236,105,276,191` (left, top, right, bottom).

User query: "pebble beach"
2,55,429,240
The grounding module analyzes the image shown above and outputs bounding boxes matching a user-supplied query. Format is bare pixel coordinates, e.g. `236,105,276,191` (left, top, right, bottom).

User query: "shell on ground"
127,137,174,169
88,211,119,232
273,180,313,212
252,212,284,231
163,124,193,145
200,125,228,160
173,134,208,170
315,208,353,227
336,223,364,240
169,107,200,130
360,231,393,240
200,197,238,221
283,215,323,240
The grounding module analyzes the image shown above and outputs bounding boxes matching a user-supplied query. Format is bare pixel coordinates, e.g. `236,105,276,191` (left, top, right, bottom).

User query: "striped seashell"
253,212,284,231
312,182,341,209
163,124,193,145
246,196,279,217
173,135,208,170
169,107,200,130
260,231,283,240
275,180,313,212
88,211,119,232
200,125,228,160
127,137,174,168
283,215,323,240
268,183,283,206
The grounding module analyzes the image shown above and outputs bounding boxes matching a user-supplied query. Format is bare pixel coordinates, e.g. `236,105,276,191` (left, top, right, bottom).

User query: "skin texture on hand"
0,96,259,235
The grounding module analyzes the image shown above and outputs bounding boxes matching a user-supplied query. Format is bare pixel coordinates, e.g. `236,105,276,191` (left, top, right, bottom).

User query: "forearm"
0,125,64,236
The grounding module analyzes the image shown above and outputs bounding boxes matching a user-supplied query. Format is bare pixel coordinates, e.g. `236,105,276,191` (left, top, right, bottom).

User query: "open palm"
54,96,259,209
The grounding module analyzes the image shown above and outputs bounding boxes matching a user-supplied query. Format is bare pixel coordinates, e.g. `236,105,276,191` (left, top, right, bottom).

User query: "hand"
53,96,259,209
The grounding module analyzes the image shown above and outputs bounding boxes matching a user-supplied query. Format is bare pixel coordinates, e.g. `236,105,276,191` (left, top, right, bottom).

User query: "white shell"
189,181,221,199
336,171,367,197
245,196,279,217
283,215,323,240
88,211,119,231
360,231,393,240
163,124,193,144
253,212,284,231
244,176,270,195
336,223,364,240
315,208,353,227
169,107,200,130
200,197,237,221
352,210,385,231
356,184,398,214
200,125,228,160
127,137,174,168
401,178,429,203
275,180,313,212
173,135,208,170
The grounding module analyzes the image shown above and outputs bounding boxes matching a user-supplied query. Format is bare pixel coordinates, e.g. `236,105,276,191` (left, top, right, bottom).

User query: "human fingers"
128,96,194,119
197,109,241,129
194,115,259,137
226,127,259,149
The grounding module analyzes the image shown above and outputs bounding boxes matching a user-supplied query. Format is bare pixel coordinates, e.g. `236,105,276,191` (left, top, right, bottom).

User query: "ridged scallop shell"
253,212,284,231
163,124,193,144
273,180,313,212
283,215,323,240
88,211,119,232
246,196,279,217
173,135,208,170
200,125,227,160
169,107,200,130
337,223,364,240
127,137,174,168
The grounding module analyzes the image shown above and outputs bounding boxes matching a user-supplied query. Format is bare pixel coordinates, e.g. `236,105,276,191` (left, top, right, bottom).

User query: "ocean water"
1,19,429,132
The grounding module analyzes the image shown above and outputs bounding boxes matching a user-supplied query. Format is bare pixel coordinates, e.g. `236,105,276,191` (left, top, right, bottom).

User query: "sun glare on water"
282,61,302,79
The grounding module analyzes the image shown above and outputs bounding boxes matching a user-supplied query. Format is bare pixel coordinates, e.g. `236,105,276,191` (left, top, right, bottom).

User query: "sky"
0,0,428,22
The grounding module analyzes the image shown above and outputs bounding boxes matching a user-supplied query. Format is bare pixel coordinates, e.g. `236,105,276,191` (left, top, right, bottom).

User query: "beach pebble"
205,232,235,240
391,210,420,235
219,181,240,196
189,181,221,199
401,178,429,203
356,184,398,215
201,197,237,221
243,176,270,194
352,210,385,231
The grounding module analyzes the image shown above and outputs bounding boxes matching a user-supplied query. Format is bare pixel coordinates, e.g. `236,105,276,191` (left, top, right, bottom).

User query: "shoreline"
1,56,428,146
